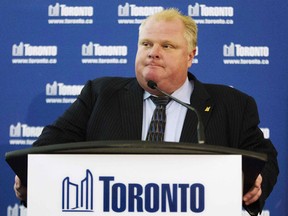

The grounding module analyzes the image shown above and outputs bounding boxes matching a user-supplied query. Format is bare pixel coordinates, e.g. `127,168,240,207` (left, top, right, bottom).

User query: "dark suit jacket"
34,73,278,215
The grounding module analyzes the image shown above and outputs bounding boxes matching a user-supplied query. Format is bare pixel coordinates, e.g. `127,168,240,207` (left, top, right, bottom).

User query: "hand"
14,175,27,202
243,174,262,205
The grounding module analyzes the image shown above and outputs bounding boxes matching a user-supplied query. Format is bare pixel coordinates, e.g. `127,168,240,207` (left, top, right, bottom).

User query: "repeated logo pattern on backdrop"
1,1,287,216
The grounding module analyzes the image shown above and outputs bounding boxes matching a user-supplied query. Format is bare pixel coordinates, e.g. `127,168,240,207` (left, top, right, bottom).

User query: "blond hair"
139,8,198,53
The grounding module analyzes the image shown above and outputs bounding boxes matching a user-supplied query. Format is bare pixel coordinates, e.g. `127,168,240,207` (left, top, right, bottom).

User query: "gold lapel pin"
205,106,211,112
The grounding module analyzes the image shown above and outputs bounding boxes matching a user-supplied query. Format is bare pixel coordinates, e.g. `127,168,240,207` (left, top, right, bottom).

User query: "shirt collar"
143,78,194,103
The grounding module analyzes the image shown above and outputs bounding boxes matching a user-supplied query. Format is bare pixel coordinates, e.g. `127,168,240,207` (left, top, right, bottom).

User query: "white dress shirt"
142,78,194,142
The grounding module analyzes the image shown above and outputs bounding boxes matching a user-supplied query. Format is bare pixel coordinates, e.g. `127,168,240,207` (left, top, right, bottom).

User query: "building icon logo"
188,3,200,17
118,3,129,16
46,81,58,96
62,169,94,212
48,3,60,16
82,42,94,56
12,42,24,56
223,42,235,57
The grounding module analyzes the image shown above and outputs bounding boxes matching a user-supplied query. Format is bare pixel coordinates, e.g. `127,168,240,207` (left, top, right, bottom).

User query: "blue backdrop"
1,1,287,215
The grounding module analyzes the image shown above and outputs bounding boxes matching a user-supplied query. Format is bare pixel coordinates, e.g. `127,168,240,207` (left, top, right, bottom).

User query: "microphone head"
147,80,157,89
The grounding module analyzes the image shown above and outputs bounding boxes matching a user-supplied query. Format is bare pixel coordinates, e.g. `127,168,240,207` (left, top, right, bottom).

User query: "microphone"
147,80,205,144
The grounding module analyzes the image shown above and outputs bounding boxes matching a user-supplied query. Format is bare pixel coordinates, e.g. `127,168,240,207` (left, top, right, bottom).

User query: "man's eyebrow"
161,40,175,44
139,38,175,44
139,38,150,42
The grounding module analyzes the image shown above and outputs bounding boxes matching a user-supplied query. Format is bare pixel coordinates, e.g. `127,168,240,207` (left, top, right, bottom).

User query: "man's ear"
187,48,197,67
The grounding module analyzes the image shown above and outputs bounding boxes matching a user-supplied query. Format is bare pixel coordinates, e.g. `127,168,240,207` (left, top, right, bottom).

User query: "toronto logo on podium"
62,169,94,212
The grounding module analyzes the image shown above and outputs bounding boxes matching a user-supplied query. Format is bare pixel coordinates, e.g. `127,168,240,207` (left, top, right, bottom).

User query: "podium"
5,141,267,216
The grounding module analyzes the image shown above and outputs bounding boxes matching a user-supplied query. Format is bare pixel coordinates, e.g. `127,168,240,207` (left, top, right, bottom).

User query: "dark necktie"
146,96,170,142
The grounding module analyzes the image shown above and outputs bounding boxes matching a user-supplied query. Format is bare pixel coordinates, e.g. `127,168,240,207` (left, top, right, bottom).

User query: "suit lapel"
115,75,213,142
118,80,143,140
180,75,214,143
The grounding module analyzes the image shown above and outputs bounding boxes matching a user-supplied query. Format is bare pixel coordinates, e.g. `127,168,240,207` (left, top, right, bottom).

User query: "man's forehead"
144,17,183,27
140,18,185,35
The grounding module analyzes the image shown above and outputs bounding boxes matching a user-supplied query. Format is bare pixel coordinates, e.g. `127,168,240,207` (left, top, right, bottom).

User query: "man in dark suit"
14,8,278,215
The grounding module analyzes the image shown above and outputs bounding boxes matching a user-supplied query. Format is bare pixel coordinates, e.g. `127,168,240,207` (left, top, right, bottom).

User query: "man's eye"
142,42,151,47
163,44,173,49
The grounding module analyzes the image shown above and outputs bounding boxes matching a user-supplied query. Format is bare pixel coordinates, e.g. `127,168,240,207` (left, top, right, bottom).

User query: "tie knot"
150,96,170,106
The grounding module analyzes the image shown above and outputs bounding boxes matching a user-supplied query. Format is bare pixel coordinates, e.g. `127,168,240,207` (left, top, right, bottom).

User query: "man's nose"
148,45,161,59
